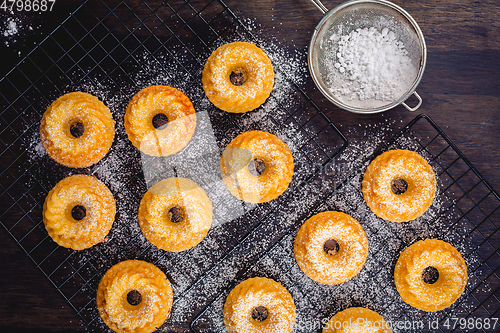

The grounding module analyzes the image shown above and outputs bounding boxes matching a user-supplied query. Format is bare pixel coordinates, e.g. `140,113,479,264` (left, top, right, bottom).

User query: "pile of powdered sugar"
2,15,34,48
331,26,417,104
319,10,421,110
19,10,492,333
3,17,18,37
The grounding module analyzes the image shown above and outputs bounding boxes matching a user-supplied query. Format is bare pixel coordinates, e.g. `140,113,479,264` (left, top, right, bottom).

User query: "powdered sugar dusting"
329,27,418,105
2,14,34,47
191,119,489,332
19,6,494,333
4,17,18,37
22,14,341,331
317,9,422,109
295,212,368,285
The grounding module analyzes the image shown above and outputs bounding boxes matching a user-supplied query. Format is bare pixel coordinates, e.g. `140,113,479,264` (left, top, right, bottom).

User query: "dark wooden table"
1,0,499,332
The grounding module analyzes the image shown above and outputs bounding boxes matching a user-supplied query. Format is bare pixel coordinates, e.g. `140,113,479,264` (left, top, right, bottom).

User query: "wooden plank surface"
0,0,498,331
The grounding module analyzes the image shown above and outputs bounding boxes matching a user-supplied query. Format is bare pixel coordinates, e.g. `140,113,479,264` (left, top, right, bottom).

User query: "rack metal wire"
1,0,498,332
191,114,500,333
0,0,349,331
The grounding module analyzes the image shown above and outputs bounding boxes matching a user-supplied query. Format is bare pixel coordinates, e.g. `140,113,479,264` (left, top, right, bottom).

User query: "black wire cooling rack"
0,0,348,332
191,114,500,333
1,0,499,332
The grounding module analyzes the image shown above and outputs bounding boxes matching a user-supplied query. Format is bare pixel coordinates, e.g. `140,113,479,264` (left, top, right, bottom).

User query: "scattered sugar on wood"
2,14,34,47
19,15,494,333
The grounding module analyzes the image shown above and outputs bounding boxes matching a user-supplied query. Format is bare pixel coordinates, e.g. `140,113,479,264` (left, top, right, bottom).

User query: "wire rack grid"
191,114,500,333
0,0,348,331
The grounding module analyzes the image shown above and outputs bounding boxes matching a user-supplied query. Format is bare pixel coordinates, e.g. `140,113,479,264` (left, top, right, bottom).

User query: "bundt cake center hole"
230,67,247,86
127,290,142,306
391,178,408,195
168,206,184,223
252,306,268,322
71,205,86,221
152,113,169,130
422,266,439,284
324,239,340,256
248,158,265,176
70,122,85,138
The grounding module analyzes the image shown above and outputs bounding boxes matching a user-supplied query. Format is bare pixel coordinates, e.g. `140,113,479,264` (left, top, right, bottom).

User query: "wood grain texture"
0,0,499,331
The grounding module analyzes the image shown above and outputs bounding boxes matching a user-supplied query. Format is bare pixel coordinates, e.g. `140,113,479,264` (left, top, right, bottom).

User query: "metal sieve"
308,0,427,113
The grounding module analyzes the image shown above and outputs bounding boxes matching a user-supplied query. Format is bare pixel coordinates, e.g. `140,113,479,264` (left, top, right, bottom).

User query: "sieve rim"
308,0,427,114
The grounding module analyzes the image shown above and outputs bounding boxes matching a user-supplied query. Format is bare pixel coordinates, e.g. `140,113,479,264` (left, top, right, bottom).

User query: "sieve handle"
402,91,422,112
309,0,328,14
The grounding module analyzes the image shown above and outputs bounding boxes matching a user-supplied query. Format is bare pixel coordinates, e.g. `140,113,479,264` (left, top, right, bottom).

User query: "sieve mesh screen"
310,1,425,111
